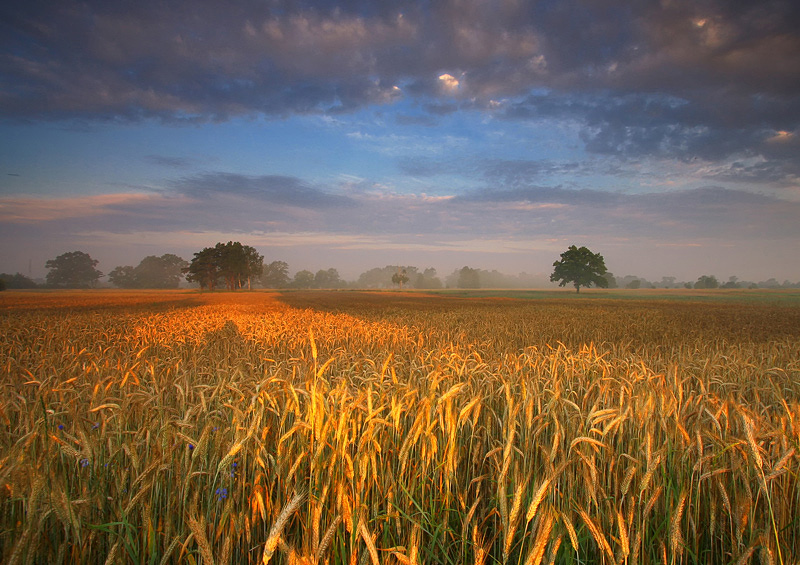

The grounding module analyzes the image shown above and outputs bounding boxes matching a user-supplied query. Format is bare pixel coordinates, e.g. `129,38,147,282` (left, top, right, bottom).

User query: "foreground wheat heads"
1,290,799,564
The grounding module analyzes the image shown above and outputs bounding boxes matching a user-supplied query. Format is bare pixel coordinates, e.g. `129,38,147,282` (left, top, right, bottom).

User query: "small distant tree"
550,245,608,293
45,251,103,288
626,279,641,289
392,269,409,289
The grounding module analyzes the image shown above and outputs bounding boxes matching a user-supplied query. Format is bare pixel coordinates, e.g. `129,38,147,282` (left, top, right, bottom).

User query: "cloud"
145,155,197,169
0,193,181,223
2,0,798,176
168,172,356,209
4,1,795,119
438,73,460,93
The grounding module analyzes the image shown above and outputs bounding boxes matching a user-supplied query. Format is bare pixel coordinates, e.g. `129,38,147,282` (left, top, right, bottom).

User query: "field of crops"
1,289,799,564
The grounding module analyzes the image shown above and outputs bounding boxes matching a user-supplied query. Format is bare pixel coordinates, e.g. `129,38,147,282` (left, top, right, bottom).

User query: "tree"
314,268,344,289
241,245,264,290
694,275,719,289
45,251,103,288
109,255,188,288
0,273,38,289
261,261,290,288
418,268,443,289
184,247,222,291
457,266,480,289
721,276,740,289
135,254,187,288
291,270,315,289
184,242,262,291
602,272,618,289
392,268,409,289
550,245,608,293
108,265,138,288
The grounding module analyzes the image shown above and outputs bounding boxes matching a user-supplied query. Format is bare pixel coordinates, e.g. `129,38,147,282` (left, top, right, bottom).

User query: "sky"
1,0,799,284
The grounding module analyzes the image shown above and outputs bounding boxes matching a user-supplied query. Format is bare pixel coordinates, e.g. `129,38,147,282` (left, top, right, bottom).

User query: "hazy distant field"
1,290,799,564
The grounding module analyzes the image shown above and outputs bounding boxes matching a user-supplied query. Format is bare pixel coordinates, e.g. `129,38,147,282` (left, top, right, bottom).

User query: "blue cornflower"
80,458,90,468
92,422,100,430
215,487,228,501
188,444,194,450
58,424,65,430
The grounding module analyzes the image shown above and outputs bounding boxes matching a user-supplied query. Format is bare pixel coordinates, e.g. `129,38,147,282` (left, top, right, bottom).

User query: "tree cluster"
184,242,263,291
0,273,39,290
289,268,346,289
358,266,442,289
108,254,188,289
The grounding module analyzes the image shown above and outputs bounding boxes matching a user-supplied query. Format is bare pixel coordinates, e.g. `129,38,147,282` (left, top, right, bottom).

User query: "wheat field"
1,289,799,564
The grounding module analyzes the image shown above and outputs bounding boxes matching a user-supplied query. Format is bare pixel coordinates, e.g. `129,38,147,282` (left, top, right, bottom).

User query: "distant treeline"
607,273,800,290
3,245,800,290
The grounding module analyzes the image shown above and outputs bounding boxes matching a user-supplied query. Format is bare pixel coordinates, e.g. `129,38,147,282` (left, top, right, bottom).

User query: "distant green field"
428,287,800,303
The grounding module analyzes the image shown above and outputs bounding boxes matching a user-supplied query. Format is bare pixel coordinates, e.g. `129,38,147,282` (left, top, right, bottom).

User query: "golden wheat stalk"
262,491,307,565
577,507,614,562
669,489,688,561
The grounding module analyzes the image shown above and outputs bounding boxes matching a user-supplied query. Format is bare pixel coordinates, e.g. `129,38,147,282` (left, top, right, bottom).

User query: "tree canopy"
550,245,609,293
45,251,103,288
184,242,263,291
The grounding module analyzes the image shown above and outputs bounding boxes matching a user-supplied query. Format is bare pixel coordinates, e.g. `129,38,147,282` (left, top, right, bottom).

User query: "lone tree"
550,245,609,293
391,268,409,289
45,251,103,288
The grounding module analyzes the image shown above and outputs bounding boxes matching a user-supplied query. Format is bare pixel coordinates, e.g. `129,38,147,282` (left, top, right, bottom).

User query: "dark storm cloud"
169,172,356,209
